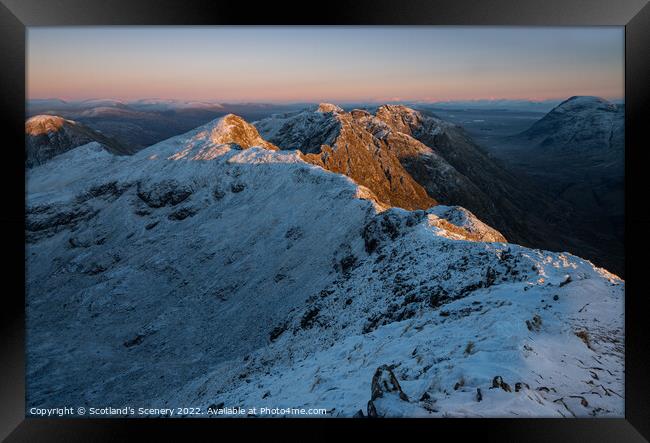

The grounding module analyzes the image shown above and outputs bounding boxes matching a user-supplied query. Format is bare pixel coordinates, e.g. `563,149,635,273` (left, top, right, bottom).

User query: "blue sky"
27,26,624,103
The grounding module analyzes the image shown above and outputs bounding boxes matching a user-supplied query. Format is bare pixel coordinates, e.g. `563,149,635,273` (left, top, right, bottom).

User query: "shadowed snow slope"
26,115,623,418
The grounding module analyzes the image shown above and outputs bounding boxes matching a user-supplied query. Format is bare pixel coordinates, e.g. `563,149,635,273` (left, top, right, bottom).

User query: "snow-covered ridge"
26,113,624,418
427,205,506,243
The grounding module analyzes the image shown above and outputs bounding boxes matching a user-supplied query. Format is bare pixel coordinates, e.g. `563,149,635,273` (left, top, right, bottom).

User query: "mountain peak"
208,114,279,151
26,115,73,136
316,103,344,114
25,114,135,167
553,96,617,113
374,104,425,135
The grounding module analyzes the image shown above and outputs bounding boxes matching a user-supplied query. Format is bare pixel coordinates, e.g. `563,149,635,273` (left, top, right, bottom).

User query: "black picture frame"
1,0,648,440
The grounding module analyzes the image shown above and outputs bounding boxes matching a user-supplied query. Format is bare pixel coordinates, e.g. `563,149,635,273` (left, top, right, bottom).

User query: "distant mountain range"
26,109,623,417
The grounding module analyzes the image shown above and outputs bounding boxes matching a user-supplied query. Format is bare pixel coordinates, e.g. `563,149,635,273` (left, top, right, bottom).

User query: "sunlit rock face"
255,104,437,211
26,115,69,136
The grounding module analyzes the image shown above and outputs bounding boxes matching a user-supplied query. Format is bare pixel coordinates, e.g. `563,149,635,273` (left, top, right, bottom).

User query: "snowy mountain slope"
26,114,623,418
167,207,623,418
25,115,135,167
26,115,385,409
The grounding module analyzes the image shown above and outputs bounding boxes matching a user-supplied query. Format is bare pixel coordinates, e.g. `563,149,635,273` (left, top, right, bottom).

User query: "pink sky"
27,27,625,103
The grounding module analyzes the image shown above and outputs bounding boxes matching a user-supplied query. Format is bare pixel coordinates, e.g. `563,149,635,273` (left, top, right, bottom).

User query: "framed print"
1,0,649,440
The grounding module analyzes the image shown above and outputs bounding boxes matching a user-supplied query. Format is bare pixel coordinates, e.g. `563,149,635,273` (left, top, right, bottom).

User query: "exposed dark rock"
491,376,512,392
231,183,246,193
85,263,107,275
367,400,378,418
137,180,192,208
526,314,543,332
77,181,130,203
123,334,145,348
300,308,320,330
269,323,288,342
26,204,98,234
212,186,226,200
362,211,425,254
371,365,409,402
168,207,197,221
285,226,304,241
515,382,530,392
560,275,573,287
339,255,358,275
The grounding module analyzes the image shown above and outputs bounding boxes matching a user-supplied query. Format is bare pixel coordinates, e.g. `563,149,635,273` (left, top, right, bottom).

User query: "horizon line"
27,95,625,105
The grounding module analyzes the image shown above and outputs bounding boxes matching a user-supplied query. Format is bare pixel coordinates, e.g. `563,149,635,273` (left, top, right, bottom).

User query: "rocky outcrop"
367,365,410,417
427,205,506,243
298,109,436,210
256,104,436,210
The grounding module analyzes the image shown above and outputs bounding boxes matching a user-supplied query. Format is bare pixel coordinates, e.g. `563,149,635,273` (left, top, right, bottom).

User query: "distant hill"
25,115,136,168
492,96,624,275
